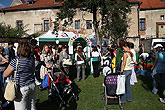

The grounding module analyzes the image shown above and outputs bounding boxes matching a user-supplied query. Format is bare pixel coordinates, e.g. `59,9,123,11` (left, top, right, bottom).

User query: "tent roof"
38,30,75,39
36,30,75,42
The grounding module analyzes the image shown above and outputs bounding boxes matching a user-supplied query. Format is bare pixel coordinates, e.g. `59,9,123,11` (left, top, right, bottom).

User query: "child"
54,71,71,85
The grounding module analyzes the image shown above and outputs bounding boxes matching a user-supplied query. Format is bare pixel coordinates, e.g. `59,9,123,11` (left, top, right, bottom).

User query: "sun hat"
154,44,163,48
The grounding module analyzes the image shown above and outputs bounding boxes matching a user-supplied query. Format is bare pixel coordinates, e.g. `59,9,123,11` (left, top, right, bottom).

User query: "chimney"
28,0,36,5
10,0,25,7
54,0,62,3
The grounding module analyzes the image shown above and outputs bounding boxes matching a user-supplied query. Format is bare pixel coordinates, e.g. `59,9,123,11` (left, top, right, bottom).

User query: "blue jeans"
152,78,158,93
121,70,132,103
154,73,165,98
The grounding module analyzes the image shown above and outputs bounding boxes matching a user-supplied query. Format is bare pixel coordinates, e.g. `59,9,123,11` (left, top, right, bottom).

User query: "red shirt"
54,76,71,85
34,48,40,61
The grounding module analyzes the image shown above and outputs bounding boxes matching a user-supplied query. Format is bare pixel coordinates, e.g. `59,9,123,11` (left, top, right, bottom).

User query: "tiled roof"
0,0,140,12
1,0,64,11
138,0,165,9
129,0,140,3
157,22,165,25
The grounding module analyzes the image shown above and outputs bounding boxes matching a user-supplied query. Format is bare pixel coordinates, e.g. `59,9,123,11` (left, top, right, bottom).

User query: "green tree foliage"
0,22,29,38
54,0,131,42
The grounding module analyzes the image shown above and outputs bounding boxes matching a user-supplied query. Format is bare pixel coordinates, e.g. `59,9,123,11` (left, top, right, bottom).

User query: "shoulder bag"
116,72,125,95
77,53,85,64
4,59,19,101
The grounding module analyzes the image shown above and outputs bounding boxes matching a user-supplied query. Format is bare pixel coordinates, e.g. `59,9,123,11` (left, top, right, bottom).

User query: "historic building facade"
138,0,165,51
0,0,141,50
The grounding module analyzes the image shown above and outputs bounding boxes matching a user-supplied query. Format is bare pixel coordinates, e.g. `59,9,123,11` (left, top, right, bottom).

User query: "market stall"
68,34,93,74
36,30,75,46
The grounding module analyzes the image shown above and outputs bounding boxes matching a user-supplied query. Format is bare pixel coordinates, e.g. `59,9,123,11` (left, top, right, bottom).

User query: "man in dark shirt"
30,39,41,85
4,41,15,63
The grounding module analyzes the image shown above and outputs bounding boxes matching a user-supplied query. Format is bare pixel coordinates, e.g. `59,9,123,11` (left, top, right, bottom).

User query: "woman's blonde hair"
42,44,49,54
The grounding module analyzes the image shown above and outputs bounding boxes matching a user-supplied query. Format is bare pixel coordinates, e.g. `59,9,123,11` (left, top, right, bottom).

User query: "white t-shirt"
140,53,149,60
92,51,100,57
130,49,136,63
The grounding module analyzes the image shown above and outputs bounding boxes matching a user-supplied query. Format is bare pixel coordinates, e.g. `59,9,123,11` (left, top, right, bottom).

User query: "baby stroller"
103,73,123,110
42,67,78,109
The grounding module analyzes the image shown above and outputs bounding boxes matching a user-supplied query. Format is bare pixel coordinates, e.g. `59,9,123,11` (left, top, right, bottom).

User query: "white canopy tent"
36,30,75,44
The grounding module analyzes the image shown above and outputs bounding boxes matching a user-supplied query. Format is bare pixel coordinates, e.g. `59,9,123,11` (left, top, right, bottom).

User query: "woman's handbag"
116,74,125,95
4,59,19,101
77,54,85,64
40,65,48,79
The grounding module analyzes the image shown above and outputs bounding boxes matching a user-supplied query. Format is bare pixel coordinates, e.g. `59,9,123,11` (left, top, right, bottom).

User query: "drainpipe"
137,2,141,46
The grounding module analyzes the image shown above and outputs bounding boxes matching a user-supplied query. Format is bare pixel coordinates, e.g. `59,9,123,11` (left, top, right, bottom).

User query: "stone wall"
139,9,165,39
127,4,140,51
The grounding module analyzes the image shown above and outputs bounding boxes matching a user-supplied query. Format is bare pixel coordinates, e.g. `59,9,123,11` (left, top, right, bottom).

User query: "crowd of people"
0,38,165,109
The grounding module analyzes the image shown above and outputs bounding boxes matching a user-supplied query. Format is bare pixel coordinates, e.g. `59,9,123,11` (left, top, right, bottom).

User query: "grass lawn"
35,74,165,110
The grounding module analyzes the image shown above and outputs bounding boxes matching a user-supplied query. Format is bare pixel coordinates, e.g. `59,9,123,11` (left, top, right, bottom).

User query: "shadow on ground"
36,81,81,110
137,75,153,91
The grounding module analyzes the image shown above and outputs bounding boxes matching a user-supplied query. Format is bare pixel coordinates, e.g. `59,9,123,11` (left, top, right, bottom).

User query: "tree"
53,0,131,45
0,22,29,38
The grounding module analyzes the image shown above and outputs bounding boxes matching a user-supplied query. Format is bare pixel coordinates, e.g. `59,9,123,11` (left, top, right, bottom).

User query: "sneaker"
2,101,10,108
159,98,165,104
152,88,158,94
163,90,165,96
35,80,41,86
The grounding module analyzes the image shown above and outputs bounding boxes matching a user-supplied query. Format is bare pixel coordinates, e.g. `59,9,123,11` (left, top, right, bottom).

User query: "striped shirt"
9,57,35,87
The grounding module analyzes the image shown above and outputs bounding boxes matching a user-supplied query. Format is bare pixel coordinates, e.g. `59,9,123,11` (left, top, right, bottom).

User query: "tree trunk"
93,5,100,47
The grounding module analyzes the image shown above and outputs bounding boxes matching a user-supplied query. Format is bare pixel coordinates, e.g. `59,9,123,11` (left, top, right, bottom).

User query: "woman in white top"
40,44,54,101
40,45,53,79
129,43,138,85
92,46,101,78
75,47,86,81
121,42,133,103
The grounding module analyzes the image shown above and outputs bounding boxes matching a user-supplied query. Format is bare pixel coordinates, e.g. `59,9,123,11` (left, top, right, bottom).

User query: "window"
44,20,49,32
75,20,80,29
139,18,145,31
160,15,164,20
16,20,23,30
86,20,92,29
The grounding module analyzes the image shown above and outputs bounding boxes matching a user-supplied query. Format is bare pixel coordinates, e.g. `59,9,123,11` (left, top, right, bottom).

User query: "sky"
0,0,28,8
